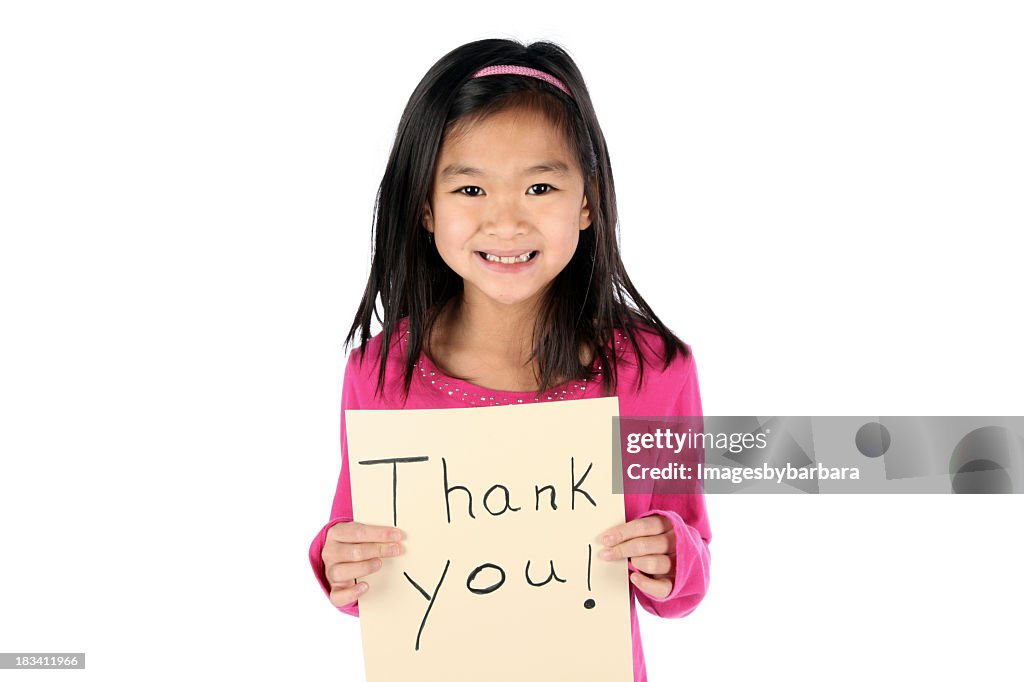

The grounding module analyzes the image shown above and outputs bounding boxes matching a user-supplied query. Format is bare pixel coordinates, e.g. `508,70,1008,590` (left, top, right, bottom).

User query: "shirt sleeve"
629,351,712,619
308,351,362,617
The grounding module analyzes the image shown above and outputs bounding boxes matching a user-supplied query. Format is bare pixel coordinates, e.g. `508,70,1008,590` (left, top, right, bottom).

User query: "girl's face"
423,106,591,313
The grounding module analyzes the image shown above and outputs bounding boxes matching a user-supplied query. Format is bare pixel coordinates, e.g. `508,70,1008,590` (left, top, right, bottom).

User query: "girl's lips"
477,249,538,258
475,250,540,273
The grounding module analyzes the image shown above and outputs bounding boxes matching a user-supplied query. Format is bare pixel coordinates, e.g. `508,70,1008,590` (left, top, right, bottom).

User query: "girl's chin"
463,285,547,310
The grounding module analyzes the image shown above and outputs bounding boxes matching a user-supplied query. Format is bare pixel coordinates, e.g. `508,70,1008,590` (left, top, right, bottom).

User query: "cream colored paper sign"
346,396,633,682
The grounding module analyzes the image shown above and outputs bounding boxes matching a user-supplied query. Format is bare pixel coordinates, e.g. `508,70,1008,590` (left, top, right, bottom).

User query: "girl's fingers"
629,571,673,599
327,521,405,544
599,515,672,547
329,580,370,608
627,553,673,577
326,557,384,587
599,532,674,561
326,540,404,563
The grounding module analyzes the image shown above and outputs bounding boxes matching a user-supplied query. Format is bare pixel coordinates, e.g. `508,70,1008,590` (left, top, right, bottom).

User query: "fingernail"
601,534,615,546
357,582,368,592
599,549,614,560
387,543,401,556
390,529,404,541
372,558,382,570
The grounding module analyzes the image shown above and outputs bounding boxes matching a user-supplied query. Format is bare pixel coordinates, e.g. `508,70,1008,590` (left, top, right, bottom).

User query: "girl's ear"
579,193,592,231
422,203,434,233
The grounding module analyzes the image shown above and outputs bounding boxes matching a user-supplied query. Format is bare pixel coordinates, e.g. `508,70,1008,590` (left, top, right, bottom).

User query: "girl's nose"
483,196,529,237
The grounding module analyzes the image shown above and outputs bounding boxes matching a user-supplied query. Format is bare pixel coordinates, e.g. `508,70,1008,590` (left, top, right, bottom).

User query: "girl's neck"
433,295,539,369
421,294,551,392
424,294,594,393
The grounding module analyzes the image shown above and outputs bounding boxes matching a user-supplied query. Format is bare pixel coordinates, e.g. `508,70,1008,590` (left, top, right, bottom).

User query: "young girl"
308,39,710,682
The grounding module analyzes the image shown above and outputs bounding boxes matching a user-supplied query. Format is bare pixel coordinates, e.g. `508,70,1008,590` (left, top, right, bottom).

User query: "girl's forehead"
437,107,578,172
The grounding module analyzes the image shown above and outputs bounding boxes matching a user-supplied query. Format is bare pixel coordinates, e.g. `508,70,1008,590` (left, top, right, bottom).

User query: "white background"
2,1,1022,680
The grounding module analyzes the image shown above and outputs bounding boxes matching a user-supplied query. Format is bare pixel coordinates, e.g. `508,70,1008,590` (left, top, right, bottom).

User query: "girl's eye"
527,183,554,195
457,186,484,197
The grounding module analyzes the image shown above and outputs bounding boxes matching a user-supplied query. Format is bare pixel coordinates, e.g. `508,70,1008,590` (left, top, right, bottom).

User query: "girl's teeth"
483,251,534,264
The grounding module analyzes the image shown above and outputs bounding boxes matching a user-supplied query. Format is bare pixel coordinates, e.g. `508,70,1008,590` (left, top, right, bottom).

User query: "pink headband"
471,64,573,98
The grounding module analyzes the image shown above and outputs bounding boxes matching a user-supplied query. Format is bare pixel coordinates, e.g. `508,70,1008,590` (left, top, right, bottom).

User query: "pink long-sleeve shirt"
309,317,711,682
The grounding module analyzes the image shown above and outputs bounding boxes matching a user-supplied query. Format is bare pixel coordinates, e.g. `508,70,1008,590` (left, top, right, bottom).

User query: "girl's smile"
474,248,540,272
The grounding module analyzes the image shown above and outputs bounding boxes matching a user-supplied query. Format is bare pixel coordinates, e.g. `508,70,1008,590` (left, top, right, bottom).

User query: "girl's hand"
322,521,405,608
598,515,676,599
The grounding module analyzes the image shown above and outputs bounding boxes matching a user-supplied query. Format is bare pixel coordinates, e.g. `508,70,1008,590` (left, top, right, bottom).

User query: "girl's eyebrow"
439,160,571,179
525,161,570,176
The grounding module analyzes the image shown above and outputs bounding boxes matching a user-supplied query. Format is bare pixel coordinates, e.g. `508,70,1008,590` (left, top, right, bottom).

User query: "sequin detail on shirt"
409,328,628,406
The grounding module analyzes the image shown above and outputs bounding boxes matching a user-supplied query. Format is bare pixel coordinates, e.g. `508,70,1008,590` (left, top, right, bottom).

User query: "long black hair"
347,38,690,402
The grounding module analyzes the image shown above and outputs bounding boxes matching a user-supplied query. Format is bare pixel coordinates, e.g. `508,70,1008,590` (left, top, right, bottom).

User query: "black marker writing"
362,456,606,651
524,559,566,587
466,563,506,594
406,553,600,650
534,483,557,511
584,544,595,609
443,457,475,523
357,456,429,526
483,484,522,516
403,560,451,652
571,457,596,509
441,458,594,522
